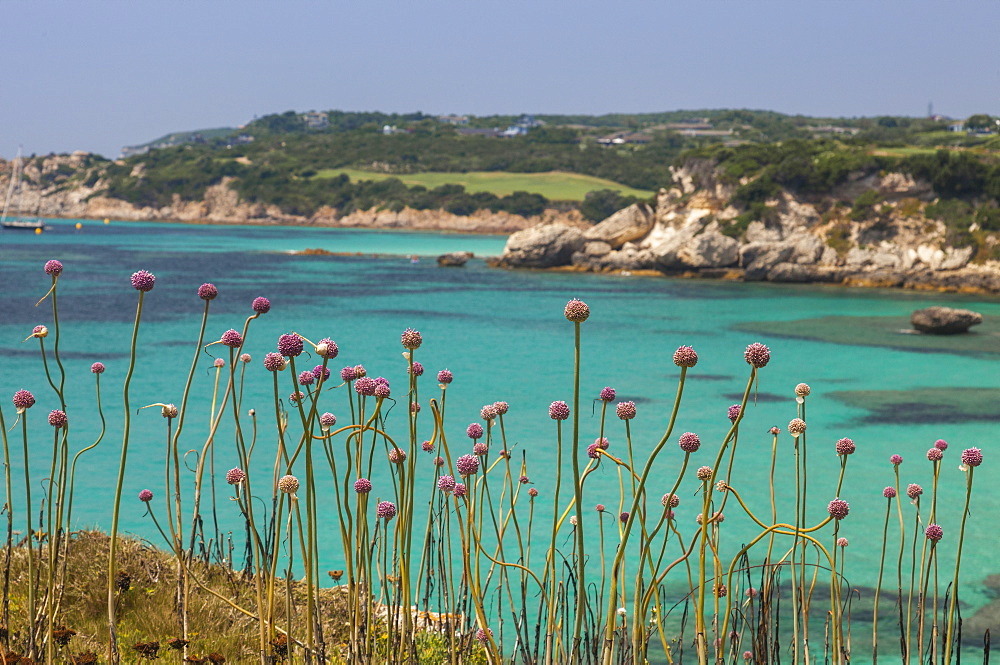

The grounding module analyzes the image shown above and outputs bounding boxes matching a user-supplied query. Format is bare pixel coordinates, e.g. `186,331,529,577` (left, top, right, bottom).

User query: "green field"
312,168,655,201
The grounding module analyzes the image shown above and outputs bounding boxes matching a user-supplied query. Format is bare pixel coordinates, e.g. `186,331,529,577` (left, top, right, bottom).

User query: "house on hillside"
303,112,329,129
596,131,653,146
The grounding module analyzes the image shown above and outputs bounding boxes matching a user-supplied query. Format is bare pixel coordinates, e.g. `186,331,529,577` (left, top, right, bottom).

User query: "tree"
965,114,994,131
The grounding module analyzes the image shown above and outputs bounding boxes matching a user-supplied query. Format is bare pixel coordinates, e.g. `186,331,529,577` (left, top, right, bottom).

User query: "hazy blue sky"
3,0,999,158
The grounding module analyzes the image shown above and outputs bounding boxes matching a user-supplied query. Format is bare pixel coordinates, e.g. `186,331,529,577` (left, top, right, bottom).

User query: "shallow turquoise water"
2,218,999,627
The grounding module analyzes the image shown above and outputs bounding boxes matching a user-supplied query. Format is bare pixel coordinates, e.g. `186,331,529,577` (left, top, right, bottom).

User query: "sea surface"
2,218,1000,627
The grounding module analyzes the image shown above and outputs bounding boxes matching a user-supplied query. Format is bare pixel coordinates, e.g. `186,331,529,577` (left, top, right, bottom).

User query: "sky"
2,0,999,159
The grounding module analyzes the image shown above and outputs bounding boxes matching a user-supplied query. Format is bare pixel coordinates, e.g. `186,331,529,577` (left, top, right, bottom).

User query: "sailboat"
1,148,49,231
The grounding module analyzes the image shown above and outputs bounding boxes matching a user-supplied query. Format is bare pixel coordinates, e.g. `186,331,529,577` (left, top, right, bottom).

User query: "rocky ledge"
491,164,1000,294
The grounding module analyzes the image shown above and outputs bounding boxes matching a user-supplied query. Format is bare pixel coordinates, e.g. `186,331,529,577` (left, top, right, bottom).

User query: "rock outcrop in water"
911,306,983,334
493,159,1000,293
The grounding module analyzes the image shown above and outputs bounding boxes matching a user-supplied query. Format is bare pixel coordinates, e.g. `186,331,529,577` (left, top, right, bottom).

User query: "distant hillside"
121,127,236,157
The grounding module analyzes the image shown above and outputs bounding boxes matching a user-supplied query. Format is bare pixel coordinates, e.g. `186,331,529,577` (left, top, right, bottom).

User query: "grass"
311,169,656,201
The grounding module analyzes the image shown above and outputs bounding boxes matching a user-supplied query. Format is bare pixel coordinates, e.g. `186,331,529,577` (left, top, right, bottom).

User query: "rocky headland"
492,159,1000,293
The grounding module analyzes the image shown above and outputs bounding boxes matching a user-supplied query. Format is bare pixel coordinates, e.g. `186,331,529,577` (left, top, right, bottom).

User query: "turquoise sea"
3,218,1000,635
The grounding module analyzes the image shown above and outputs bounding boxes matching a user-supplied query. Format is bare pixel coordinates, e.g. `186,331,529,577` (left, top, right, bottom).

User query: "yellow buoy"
75,222,83,230
104,218,110,224
35,227,42,235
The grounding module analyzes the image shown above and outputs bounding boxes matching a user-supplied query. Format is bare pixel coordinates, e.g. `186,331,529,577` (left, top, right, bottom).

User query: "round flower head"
410,401,421,413
376,376,390,387
827,498,850,520
31,325,48,338
586,442,601,459
312,365,331,382
564,298,590,322
746,587,759,599
934,439,948,451
288,391,304,404
620,511,630,523
374,382,391,399
421,440,434,453
473,442,488,456
226,468,246,485
44,259,63,276
400,328,422,350
251,297,270,314
353,364,367,378
376,501,397,520
837,537,849,547
475,627,493,645
161,404,178,418
696,466,713,481
315,338,338,359
433,456,445,467
662,493,680,508
467,423,484,440
744,342,770,369
437,475,456,493
221,329,243,348
91,362,106,374
788,418,806,436
388,447,406,464
48,410,68,428
715,584,727,598
769,426,781,436
716,480,729,492
319,412,337,428
480,404,497,421
263,352,285,372
240,353,252,363
961,447,983,467
493,400,509,415
595,504,606,513
678,432,701,453
454,483,468,498
890,454,903,465
927,447,943,462
599,386,616,402
138,489,153,502
214,358,225,368
437,368,453,384
456,454,479,476
340,366,357,382
518,475,530,484
673,345,698,368
498,449,512,460
130,269,155,292
569,515,577,526
795,383,811,397
883,486,897,498
549,400,569,420
907,483,923,499
836,437,856,455
925,523,944,542
12,390,35,410
277,333,303,357
198,283,218,300
595,437,610,450
278,475,299,494
527,487,538,498
616,401,636,420
727,404,741,423
353,478,372,494
298,371,316,386
409,361,424,376
355,377,377,396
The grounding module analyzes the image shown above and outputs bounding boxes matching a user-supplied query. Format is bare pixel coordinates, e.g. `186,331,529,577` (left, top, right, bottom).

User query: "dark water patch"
829,387,1000,424
0,347,130,361
735,316,1000,357
685,374,736,382
723,391,786,403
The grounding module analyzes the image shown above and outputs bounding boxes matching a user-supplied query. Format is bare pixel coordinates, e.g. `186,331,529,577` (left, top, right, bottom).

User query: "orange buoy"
104,218,110,224
35,227,42,235
75,222,83,229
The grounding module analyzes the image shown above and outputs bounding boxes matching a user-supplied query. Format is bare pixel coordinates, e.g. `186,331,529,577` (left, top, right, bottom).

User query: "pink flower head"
678,432,701,453
226,468,246,485
890,454,903,465
374,382,391,399
456,454,479,476
837,537,849,547
673,345,698,368
827,498,850,520
421,440,434,453
473,442,488,456
32,325,48,338
437,369,453,384
240,353,252,363
44,259,63,276
620,511,630,523
12,390,35,410
353,364,367,378
927,447,943,462
564,298,590,322
519,475,530,484
925,523,944,542
312,365,331,382
48,410,68,428
836,437,856,455
527,487,538,497
795,383,811,397
433,456,445,467
727,404,741,423
549,400,569,420
906,483,923,500
466,423,484,440
586,443,601,459
277,333,303,357
595,504,606,512
162,404,178,418
715,584,727,598
599,386,616,401
214,358,225,368
961,447,983,467
744,342,770,368
696,466,713,481
498,448,512,459
319,412,337,428
769,426,781,435
409,361,424,376
662,493,680,507
130,269,155,292
355,377,377,396
746,587,759,598
454,483,468,498
400,328,422,350
138,489,153,502
376,501,397,520
354,478,372,494
493,401,509,415
934,439,948,451
480,404,497,421
263,352,285,372
388,447,406,464
198,283,218,300
743,651,753,661
437,475,456,492
288,391,304,404
788,418,806,436
221,329,243,348
475,627,493,645
91,362,106,374
410,401,421,413
340,366,357,381
883,486,897,498
595,437,610,450
316,338,338,358
251,297,270,314
278,475,299,494
616,401,636,420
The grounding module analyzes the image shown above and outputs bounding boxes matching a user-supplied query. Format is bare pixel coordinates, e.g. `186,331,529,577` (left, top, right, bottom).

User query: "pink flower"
437,369,453,384
678,432,700,453
44,259,63,276
130,269,155,292
906,483,923,500
251,297,270,314
376,501,397,520
549,401,569,420
456,454,479,476
836,437,855,455
564,298,590,322
91,362,106,374
827,498,849,520
616,401,636,420
925,523,944,542
788,418,806,436
467,423,484,440
221,329,243,348
226,468,246,485
138,489,153,502
400,328,422,350
47,409,68,428
599,387,616,401
673,345,698,368
883,486,897,498
12,390,35,410
277,333,303,358
198,283,218,300
961,447,983,467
